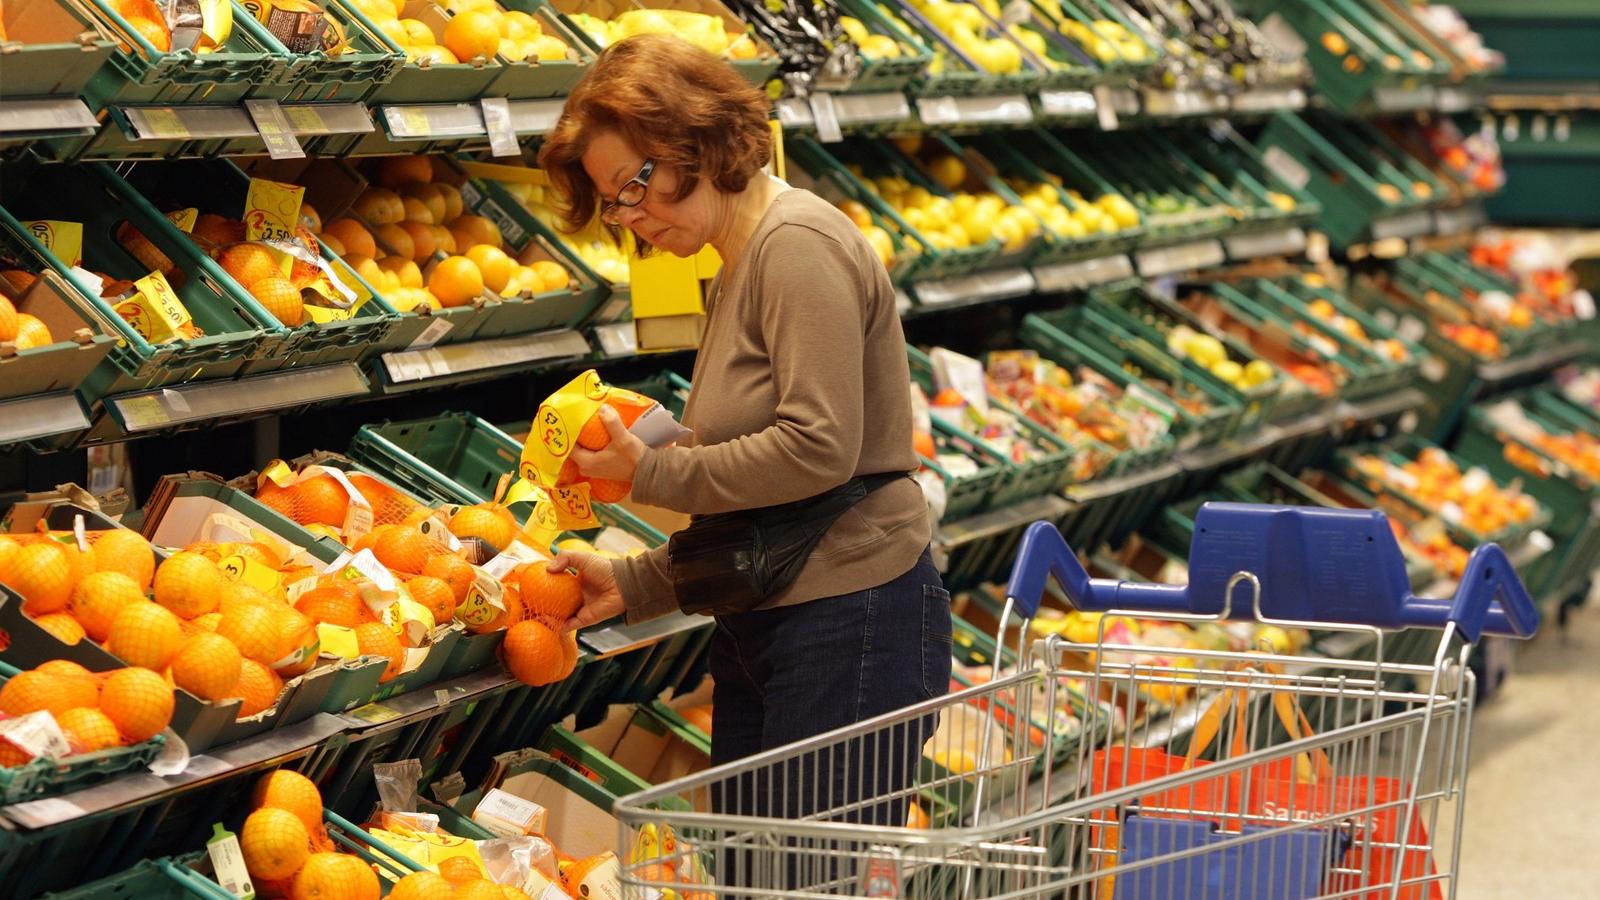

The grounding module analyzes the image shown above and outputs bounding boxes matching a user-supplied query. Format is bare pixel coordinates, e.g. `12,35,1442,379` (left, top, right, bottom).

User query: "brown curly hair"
538,34,774,235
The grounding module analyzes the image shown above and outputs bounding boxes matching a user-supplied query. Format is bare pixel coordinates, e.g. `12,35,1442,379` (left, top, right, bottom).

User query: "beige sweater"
613,189,930,623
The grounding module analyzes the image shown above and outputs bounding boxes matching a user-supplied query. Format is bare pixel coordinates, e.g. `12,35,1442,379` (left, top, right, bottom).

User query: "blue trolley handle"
1004,515,1539,645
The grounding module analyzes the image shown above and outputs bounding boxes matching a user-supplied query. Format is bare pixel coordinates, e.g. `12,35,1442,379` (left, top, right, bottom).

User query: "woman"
538,32,951,853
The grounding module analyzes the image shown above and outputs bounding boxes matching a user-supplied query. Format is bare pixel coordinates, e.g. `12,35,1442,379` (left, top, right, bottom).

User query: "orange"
399,184,447,224
272,607,320,677
219,243,284,289
448,505,516,552
0,296,17,342
422,554,475,604
353,188,404,225
59,707,122,754
398,221,437,261
288,475,350,528
454,883,505,900
518,566,581,622
389,871,455,900
299,204,322,234
292,852,375,900
217,603,283,665
37,659,96,681
125,13,172,53
373,526,436,575
559,629,578,678
155,551,224,618
377,256,424,288
427,256,484,307
253,769,323,831
6,541,74,614
190,611,223,632
191,213,246,249
444,10,501,61
577,413,611,451
502,619,565,686
34,612,86,645
71,571,146,642
401,196,435,225
374,223,415,260
0,742,34,768
99,667,174,742
0,671,87,717
437,856,486,885
92,529,156,589
465,244,513,293
13,314,51,349
107,602,183,670
324,219,377,259
219,581,272,618
377,156,434,189
250,277,306,328
170,632,243,701
447,215,501,250
237,659,285,718
560,853,618,899
241,807,311,882
407,575,456,623
590,479,629,503
431,225,457,256
530,260,569,291
60,540,97,592
0,534,19,573
435,184,465,221
296,584,370,628
353,622,405,682
352,524,392,554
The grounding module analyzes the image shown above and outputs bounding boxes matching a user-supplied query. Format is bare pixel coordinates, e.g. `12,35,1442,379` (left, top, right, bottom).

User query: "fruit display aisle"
0,0,1597,896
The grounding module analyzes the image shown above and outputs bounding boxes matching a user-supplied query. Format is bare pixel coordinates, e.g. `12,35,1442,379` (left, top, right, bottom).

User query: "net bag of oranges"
514,369,689,531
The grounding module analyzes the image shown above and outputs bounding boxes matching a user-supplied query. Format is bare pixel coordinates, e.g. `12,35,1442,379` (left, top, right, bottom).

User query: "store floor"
1455,588,1599,898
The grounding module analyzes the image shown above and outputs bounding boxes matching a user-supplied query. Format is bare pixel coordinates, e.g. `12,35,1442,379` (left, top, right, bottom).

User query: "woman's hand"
547,551,625,632
565,405,648,484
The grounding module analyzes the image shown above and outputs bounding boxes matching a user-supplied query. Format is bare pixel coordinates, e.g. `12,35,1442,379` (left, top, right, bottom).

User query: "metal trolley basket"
614,503,1540,899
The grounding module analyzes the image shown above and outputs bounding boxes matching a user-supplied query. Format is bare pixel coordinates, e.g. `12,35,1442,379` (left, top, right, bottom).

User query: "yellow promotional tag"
519,369,659,530
218,552,284,595
304,303,356,324
455,571,505,631
115,270,195,343
199,0,234,48
21,220,83,268
521,497,563,551
245,177,306,244
382,593,435,645
316,623,360,659
166,208,199,234
260,459,296,490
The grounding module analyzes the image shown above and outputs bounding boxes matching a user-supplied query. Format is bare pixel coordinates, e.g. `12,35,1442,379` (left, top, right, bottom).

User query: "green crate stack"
1014,128,1206,249
100,161,404,373
965,133,1144,265
547,0,781,88
0,0,118,118
1074,131,1250,243
0,166,276,411
1455,390,1600,607
1090,282,1287,432
485,0,597,99
1246,0,1443,112
1165,127,1324,231
335,0,506,105
0,233,120,418
833,0,936,94
1021,304,1237,453
1030,0,1161,84
908,346,1078,507
913,132,1054,267
1263,274,1428,400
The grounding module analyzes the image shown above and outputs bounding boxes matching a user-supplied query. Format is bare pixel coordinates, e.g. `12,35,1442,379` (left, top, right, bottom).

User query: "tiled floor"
1455,590,1598,898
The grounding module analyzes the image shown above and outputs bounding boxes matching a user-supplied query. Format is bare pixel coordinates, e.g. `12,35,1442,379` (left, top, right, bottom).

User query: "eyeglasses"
599,159,655,226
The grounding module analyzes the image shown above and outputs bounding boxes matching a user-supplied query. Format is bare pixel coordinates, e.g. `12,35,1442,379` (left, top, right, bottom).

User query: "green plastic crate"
548,0,781,88
831,0,935,94
485,0,596,99
0,168,273,404
0,233,119,410
1021,305,1233,453
76,0,288,108
0,0,117,106
1089,283,1284,431
1166,126,1324,231
338,0,507,104
242,0,404,103
1072,131,1246,243
1030,0,1161,82
1184,281,1358,412
883,0,1046,96
101,160,403,373
908,346,1079,503
1265,274,1428,400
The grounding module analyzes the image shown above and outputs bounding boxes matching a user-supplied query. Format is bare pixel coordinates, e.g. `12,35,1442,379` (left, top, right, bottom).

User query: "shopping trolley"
613,502,1540,899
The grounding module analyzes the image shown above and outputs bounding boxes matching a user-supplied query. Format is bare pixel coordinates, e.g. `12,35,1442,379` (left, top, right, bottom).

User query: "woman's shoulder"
757,189,869,259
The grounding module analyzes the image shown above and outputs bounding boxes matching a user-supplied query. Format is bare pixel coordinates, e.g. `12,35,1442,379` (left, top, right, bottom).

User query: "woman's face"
582,130,712,258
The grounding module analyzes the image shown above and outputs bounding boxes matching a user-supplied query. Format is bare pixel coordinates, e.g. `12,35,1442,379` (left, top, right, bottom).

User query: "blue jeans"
706,547,952,891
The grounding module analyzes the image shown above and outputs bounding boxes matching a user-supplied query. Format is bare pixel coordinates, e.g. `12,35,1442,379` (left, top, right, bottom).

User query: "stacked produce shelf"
1,2,1596,896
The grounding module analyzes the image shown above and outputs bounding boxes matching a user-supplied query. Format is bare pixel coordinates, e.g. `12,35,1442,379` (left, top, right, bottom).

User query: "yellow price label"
218,553,284,595
116,270,194,344
166,208,198,234
244,177,305,243
316,623,361,659
304,304,356,324
282,105,325,134
399,109,430,137
21,220,83,267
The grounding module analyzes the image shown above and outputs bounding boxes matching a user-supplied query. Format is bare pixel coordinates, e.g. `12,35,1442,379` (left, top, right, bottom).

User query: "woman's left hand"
566,405,648,484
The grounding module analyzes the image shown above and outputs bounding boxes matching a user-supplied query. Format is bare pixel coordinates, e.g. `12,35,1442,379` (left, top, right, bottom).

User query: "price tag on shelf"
831,92,911,127
507,99,564,135
1261,145,1311,191
1092,84,1120,131
244,99,305,160
593,321,637,357
480,97,520,157
405,317,455,351
282,105,326,134
775,97,813,129
916,96,961,127
1032,254,1134,291
1038,90,1096,118
809,92,843,143
129,107,191,140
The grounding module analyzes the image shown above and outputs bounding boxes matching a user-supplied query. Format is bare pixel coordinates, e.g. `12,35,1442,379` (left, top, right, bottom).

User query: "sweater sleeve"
629,224,867,515
612,544,676,624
